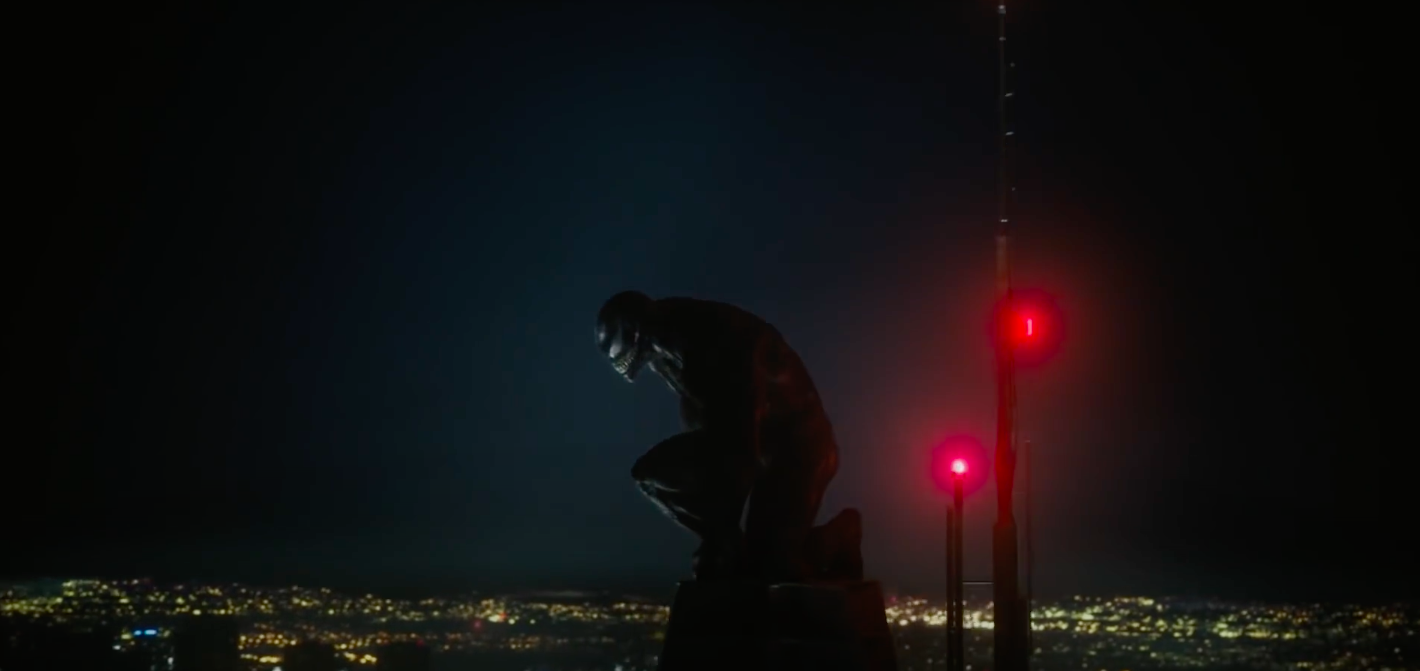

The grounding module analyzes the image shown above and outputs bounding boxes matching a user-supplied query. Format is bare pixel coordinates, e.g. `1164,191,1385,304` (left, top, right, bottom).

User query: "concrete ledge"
658,580,897,671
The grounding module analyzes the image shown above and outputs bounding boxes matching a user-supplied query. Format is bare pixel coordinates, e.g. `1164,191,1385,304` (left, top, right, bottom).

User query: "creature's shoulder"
654,297,768,332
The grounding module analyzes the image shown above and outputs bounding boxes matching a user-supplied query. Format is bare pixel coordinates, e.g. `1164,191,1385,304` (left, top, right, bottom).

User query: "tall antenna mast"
998,0,1011,241
994,0,1015,512
992,1,1030,670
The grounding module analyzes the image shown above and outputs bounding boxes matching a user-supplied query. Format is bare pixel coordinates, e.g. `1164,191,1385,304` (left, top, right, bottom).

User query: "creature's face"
597,319,648,382
596,292,654,382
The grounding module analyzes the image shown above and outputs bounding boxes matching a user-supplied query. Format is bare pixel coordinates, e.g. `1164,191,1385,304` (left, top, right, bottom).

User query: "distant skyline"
9,3,1411,601
4,577,1415,606
11,577,1411,671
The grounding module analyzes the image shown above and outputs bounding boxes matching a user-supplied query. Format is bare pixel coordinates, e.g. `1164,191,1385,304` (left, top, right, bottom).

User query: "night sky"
10,3,1411,601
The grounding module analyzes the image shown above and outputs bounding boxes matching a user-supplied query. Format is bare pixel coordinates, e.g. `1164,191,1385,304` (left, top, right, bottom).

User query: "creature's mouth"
611,340,643,379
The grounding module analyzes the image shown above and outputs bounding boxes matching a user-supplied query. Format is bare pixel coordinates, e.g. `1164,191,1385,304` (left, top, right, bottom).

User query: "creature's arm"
649,297,768,464
730,330,769,466
679,395,704,431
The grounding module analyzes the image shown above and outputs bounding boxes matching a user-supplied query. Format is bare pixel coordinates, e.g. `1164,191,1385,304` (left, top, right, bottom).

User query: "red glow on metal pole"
951,458,968,475
987,289,1064,366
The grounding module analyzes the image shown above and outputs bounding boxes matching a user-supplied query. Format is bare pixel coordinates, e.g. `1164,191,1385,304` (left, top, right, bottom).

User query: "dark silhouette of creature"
596,291,862,582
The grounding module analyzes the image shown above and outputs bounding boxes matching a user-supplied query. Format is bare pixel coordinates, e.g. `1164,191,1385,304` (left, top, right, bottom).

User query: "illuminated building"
121,626,175,671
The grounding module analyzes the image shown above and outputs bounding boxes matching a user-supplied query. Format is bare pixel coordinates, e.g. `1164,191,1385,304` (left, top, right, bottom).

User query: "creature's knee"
632,450,676,486
631,454,652,483
828,507,861,536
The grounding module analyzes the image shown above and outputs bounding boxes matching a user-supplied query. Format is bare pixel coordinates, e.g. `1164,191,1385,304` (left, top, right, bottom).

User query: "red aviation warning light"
990,288,1065,367
1004,309,1037,344
931,436,989,495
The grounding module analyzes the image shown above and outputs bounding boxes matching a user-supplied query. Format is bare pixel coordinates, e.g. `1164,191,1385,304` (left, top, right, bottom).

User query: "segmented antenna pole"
993,1,1029,670
998,0,1010,240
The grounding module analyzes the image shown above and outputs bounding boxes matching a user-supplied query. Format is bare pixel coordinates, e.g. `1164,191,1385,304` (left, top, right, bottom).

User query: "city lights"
0,579,1410,671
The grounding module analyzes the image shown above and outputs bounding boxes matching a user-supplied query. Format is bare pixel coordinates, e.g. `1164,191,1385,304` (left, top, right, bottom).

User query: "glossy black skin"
597,292,861,582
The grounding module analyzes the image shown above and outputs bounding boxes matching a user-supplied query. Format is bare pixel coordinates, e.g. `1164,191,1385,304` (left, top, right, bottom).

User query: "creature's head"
596,290,654,382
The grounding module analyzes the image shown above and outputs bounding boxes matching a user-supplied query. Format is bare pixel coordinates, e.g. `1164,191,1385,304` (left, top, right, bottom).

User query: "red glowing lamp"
990,288,1065,366
1004,307,1041,344
931,436,989,494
